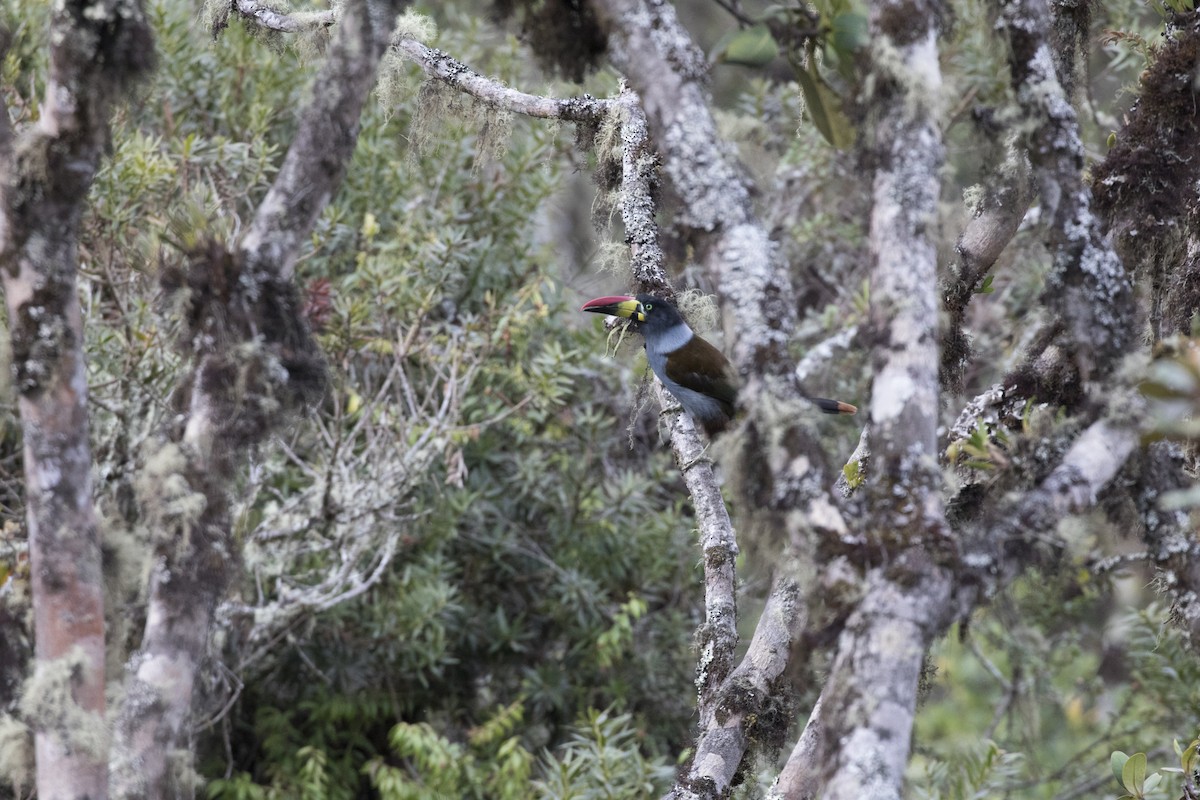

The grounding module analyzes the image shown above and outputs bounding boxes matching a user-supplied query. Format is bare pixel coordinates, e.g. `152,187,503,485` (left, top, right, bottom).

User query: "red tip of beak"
581,295,636,311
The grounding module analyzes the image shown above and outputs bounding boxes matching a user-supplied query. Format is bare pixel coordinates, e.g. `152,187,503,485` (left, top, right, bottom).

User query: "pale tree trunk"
109,1,406,796
813,4,951,798
0,2,154,798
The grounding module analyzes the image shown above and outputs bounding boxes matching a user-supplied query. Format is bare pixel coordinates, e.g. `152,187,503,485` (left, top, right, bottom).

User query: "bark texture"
817,4,953,798
998,0,1135,383
940,149,1033,392
1091,12,1200,340
617,91,740,722
0,1,154,797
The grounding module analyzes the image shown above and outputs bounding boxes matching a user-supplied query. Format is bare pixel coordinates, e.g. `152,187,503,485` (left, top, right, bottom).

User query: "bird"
582,293,856,436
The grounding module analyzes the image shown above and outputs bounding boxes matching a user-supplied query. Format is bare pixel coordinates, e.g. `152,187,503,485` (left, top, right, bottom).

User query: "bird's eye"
644,303,653,311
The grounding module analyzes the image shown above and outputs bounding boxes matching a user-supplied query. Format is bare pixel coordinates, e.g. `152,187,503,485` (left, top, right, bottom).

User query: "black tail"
808,397,857,415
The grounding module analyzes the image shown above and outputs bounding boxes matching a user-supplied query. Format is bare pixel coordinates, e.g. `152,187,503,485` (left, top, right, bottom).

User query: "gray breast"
644,324,727,423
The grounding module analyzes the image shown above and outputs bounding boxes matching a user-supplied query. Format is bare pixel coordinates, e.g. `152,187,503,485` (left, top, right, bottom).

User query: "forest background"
0,0,1198,798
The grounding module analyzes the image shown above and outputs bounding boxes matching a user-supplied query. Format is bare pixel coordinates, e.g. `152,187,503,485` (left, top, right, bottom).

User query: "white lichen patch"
0,714,33,791
872,368,916,423
962,183,988,217
675,289,719,334
392,8,435,42
19,647,108,760
808,494,849,537
716,223,792,360
136,443,207,542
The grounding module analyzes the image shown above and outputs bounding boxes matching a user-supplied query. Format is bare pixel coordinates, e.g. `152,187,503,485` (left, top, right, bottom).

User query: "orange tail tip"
810,397,858,415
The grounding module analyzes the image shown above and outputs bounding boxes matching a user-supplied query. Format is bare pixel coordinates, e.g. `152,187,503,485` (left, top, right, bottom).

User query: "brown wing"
663,335,739,419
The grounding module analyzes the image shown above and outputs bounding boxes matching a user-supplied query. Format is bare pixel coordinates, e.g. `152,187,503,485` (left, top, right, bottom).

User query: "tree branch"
614,86,816,800
1091,13,1200,341
394,38,613,122
940,148,1033,392
590,0,796,379
997,0,1135,380
232,0,336,32
667,571,807,800
591,4,854,794
237,0,406,279
1116,441,1200,649
961,416,1141,599
768,693,825,800
616,89,739,719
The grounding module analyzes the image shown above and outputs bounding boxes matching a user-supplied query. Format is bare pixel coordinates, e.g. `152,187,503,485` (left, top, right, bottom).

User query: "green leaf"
1182,738,1200,772
716,24,779,67
830,12,868,54
794,59,855,149
1143,772,1162,793
1122,752,1147,795
975,274,995,294
1112,751,1130,784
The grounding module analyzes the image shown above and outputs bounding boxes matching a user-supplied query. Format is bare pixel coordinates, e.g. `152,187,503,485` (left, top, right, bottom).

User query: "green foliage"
945,418,1010,471
1107,737,1200,799
915,595,1200,799
596,594,648,670
913,741,1026,800
784,0,866,149
532,709,674,800
360,702,535,800
714,24,779,68
841,459,864,490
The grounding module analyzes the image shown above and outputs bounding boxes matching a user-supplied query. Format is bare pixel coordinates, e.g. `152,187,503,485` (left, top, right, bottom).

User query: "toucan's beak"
581,295,646,323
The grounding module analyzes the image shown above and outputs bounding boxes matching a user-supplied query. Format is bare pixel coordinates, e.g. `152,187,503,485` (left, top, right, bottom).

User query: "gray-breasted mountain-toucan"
582,293,856,436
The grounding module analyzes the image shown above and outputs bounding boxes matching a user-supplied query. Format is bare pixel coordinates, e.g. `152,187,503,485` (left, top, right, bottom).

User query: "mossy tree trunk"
0,2,154,797
109,1,404,796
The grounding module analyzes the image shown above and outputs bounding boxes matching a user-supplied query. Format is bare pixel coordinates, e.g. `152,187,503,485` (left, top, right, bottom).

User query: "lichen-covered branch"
960,416,1140,600
1126,442,1200,649
236,0,407,280
997,0,1135,381
666,571,807,800
941,150,1033,392
110,1,402,795
821,561,954,800
616,90,739,717
613,87,816,800
0,1,154,797
394,38,613,122
817,3,952,798
231,0,336,32
590,3,857,793
768,694,825,800
231,1,613,123
589,0,846,534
